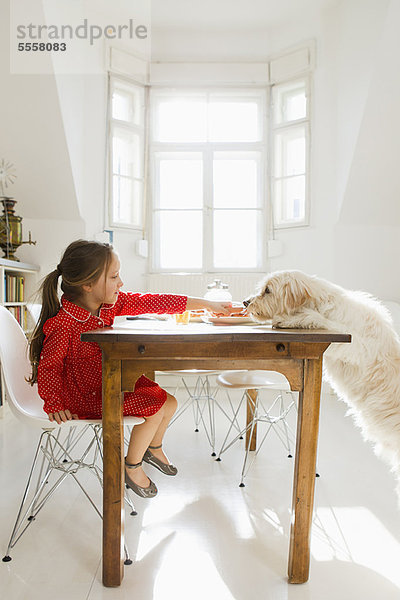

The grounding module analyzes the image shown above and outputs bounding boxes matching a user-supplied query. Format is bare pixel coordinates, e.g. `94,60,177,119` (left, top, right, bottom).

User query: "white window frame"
106,74,147,231
149,87,268,273
271,76,311,229
105,49,312,262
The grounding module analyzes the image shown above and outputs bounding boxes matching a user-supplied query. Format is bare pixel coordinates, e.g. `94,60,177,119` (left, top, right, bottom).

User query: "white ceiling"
151,0,338,30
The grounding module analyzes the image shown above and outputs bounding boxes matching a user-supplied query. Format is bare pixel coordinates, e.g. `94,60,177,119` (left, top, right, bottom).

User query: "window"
106,64,311,265
271,79,310,227
151,90,267,272
108,77,146,229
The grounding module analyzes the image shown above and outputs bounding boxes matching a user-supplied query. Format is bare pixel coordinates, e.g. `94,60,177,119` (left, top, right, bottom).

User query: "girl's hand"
48,409,79,424
185,297,244,316
205,300,244,316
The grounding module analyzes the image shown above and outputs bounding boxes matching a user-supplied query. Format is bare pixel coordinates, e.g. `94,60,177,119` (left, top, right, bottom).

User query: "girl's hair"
28,239,114,385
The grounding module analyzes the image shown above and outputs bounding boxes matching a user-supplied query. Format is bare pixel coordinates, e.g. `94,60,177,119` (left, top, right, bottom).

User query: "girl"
29,240,239,499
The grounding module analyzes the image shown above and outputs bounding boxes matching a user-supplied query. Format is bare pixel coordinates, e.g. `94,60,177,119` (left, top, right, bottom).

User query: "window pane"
213,156,258,208
112,83,143,125
209,101,259,142
112,177,142,226
112,90,134,122
158,156,203,209
274,127,305,177
132,180,143,226
274,176,305,224
113,176,133,224
213,210,259,269
112,129,142,178
273,81,307,124
156,99,207,142
158,211,203,269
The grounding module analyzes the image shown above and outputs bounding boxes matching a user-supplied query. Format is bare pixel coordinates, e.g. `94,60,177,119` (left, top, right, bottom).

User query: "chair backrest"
0,306,48,422
26,302,42,325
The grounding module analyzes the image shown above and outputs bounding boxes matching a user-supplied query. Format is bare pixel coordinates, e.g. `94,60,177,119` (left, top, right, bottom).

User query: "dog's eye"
264,286,271,295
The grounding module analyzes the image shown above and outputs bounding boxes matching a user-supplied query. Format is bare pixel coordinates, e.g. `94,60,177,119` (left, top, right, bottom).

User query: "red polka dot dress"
37,292,187,419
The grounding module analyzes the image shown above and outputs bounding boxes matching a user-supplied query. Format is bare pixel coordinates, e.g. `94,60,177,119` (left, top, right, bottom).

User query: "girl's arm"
114,292,187,316
37,328,71,417
186,297,243,316
114,291,244,317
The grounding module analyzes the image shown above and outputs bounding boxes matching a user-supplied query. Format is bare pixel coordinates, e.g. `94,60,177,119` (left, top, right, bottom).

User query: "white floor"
1,384,400,600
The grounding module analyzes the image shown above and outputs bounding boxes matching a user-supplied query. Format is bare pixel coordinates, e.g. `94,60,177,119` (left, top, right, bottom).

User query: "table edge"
81,327,351,344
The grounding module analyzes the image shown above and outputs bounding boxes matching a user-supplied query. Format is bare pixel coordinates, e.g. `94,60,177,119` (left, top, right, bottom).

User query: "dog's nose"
243,299,251,308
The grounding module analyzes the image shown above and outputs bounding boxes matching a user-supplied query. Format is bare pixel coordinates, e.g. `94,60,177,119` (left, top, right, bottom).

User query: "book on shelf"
6,305,28,330
4,274,25,302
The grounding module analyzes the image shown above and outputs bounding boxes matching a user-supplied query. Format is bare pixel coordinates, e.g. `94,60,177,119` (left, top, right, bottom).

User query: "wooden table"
81,320,350,588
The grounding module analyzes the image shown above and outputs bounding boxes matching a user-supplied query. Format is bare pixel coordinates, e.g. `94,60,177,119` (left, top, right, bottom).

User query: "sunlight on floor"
312,507,400,589
153,536,237,600
141,493,189,527
263,507,285,535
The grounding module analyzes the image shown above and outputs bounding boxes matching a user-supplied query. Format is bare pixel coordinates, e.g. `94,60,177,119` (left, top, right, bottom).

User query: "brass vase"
0,196,36,261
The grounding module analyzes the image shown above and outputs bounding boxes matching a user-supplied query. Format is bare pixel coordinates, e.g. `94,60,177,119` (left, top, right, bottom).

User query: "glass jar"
204,279,232,302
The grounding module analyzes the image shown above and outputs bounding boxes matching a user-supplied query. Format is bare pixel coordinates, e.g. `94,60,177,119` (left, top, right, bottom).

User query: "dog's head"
244,270,317,321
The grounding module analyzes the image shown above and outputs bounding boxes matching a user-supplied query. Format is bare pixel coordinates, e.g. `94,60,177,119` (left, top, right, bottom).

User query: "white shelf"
0,258,39,272
4,302,27,307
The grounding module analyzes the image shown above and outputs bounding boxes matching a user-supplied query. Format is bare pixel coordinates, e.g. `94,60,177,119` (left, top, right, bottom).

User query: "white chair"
25,302,42,325
0,306,143,563
215,370,297,486
162,370,242,456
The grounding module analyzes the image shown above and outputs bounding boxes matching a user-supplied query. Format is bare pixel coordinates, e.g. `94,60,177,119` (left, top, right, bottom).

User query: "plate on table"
201,315,254,325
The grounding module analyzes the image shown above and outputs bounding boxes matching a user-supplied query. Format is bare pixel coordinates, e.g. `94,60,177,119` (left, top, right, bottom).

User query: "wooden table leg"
245,389,258,451
288,357,322,584
102,355,124,587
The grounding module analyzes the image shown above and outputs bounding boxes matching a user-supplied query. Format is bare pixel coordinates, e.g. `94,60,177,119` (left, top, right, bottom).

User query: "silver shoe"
125,459,158,498
143,445,178,476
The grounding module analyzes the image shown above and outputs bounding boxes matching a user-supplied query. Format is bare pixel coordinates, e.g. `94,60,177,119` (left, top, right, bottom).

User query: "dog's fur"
245,270,400,498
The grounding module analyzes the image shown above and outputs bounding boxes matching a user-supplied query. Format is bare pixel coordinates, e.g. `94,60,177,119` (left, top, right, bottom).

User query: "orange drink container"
175,311,190,324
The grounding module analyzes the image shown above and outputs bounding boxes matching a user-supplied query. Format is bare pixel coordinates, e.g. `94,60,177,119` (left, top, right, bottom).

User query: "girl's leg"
148,393,177,465
125,393,177,486
126,409,164,488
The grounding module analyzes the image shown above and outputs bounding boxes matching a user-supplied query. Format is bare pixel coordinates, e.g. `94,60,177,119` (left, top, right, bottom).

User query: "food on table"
228,308,248,317
208,307,248,318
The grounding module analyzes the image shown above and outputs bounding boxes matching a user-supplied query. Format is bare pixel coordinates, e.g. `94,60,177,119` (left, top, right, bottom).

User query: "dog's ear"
283,278,312,311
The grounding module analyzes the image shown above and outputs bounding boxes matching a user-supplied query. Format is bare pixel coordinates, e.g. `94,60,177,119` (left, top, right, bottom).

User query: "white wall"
268,0,392,288
0,4,83,222
17,218,85,292
2,0,398,301
333,0,400,300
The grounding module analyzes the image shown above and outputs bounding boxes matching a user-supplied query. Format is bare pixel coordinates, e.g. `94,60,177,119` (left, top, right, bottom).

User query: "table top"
81,318,351,344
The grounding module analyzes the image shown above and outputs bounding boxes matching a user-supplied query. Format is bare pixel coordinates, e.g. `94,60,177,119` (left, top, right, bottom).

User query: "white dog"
244,270,400,498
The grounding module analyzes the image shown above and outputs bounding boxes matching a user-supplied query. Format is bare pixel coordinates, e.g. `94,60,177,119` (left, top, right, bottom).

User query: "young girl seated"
28,240,238,499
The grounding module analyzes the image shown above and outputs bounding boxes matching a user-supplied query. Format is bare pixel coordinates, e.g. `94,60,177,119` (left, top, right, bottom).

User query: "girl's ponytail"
27,268,61,385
